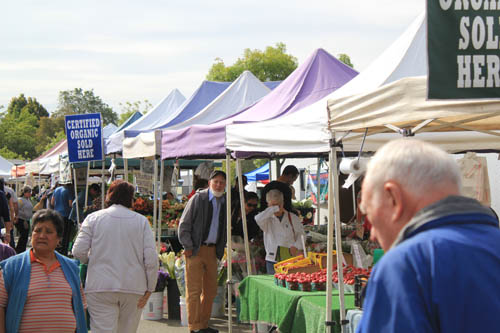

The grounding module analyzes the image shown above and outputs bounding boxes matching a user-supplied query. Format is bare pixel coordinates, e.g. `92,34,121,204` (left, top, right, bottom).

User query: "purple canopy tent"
160,48,358,159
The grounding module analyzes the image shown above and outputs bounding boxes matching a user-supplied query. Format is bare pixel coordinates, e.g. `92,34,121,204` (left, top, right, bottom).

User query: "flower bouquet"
155,270,169,292
293,199,315,225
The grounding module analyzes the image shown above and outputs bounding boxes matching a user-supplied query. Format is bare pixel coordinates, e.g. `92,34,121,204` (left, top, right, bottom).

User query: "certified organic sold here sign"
65,113,103,163
427,0,500,99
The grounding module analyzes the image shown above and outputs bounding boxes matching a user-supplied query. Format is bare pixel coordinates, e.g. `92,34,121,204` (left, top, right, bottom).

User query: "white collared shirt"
255,206,305,262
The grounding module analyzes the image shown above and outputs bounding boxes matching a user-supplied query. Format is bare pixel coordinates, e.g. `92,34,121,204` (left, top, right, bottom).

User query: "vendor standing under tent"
260,165,299,213
231,191,260,242
358,139,500,332
256,189,304,275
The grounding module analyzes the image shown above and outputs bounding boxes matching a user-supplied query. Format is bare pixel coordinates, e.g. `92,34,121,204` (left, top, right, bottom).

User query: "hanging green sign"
427,0,500,99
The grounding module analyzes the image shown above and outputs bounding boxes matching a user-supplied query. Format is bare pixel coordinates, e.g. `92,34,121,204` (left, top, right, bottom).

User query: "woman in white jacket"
73,180,158,333
255,189,304,274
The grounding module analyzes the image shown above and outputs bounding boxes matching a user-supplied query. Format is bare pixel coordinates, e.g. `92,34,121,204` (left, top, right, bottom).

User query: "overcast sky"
0,0,424,115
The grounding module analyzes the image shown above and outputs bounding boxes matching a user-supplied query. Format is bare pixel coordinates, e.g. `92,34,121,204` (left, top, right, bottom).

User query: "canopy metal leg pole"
333,136,346,332
158,159,164,252
236,158,252,275
101,160,105,209
153,158,159,252
316,157,321,225
72,165,80,228
268,159,272,181
226,152,233,333
85,162,90,209
352,185,357,218
124,158,129,183
325,148,335,333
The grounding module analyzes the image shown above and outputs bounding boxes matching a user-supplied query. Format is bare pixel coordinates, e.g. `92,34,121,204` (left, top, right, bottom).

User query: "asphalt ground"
137,315,254,333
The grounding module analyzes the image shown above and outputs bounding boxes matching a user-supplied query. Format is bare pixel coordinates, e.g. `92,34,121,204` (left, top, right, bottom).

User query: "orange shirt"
0,251,87,333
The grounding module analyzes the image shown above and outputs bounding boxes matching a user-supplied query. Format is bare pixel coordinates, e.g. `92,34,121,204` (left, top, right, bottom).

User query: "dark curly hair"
105,180,135,208
32,209,64,238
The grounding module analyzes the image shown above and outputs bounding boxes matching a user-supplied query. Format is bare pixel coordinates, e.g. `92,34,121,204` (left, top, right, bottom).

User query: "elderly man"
357,139,500,333
178,170,227,333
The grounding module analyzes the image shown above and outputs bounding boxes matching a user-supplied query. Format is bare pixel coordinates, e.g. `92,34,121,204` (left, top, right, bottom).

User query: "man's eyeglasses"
247,203,258,208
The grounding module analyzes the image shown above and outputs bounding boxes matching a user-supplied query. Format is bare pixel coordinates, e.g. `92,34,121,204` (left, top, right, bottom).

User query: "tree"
338,53,354,68
118,100,153,126
52,88,118,125
34,117,66,155
206,42,298,82
0,108,38,159
6,94,48,120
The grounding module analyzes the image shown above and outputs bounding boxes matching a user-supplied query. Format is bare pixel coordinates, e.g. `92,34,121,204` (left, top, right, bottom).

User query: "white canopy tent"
0,155,13,179
167,71,270,130
123,70,270,159
225,12,427,154
328,76,500,150
25,139,68,175
106,89,186,154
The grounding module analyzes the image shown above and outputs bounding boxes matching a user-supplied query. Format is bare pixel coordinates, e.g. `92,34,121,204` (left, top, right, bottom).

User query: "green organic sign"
427,0,500,99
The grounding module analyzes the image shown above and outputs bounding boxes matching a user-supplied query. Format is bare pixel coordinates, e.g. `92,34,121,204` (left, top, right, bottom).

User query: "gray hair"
364,139,461,197
266,189,284,206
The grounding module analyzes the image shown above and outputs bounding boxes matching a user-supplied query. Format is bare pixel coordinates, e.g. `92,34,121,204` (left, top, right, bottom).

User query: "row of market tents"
10,12,500,179
10,42,358,176
7,12,500,332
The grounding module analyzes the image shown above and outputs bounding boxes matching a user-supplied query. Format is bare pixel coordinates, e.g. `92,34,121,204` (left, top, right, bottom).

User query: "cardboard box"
286,264,320,274
320,252,353,268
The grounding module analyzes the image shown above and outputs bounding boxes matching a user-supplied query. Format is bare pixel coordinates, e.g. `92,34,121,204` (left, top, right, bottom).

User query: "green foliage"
0,146,21,160
39,130,66,155
52,88,118,126
6,94,48,120
34,117,66,155
206,42,298,82
118,100,153,126
338,53,354,68
0,109,38,159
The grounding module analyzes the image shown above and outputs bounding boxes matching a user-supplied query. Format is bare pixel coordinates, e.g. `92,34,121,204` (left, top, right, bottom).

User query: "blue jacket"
0,250,87,333
357,196,500,333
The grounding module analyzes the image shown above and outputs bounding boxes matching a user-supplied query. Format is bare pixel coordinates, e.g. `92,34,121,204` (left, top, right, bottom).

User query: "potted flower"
143,270,169,321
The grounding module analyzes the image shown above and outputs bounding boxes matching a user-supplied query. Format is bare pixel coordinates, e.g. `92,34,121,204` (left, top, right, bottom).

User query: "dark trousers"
56,218,75,256
15,219,30,254
9,229,15,248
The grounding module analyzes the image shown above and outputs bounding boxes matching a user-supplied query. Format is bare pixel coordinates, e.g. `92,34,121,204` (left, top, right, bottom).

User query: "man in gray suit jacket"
178,170,227,333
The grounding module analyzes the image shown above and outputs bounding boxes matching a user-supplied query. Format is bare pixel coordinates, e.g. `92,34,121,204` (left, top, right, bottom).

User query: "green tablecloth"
238,275,355,333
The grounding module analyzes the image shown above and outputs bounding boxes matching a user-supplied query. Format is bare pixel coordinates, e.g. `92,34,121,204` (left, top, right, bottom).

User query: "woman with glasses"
231,191,261,242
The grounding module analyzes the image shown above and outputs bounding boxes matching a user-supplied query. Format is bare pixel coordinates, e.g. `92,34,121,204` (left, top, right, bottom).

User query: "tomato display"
274,265,372,292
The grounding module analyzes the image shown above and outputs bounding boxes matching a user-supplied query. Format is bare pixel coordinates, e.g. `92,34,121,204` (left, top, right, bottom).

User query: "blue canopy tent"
244,162,269,182
114,111,142,133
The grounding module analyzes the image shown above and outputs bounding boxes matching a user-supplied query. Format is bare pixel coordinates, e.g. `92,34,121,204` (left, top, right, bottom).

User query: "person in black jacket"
231,191,260,241
0,179,12,245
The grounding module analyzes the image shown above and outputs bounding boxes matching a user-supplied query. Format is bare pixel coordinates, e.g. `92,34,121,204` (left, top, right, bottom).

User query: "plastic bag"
174,256,186,297
350,241,372,269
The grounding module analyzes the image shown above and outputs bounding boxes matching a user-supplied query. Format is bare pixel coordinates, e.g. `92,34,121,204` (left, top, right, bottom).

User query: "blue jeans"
266,260,275,275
